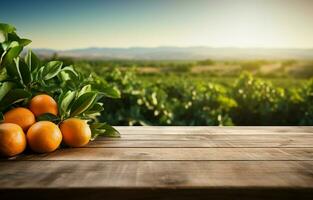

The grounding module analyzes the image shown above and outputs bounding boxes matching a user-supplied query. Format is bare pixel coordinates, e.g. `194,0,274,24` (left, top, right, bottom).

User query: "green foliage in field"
47,44,313,126
300,79,313,125
232,73,291,125
197,59,215,66
77,62,313,125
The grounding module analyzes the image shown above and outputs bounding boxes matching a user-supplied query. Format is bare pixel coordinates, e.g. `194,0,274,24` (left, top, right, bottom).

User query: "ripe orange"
60,118,91,147
27,121,62,153
29,94,58,117
0,123,26,157
3,107,36,131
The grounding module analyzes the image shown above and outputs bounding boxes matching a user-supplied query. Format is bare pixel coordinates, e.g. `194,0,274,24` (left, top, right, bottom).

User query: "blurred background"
2,0,313,125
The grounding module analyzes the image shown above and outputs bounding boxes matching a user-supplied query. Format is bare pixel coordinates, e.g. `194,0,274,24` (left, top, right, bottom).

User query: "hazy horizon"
2,0,313,50
32,46,313,51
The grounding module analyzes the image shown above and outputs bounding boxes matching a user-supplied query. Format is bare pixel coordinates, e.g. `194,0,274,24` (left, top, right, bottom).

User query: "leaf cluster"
0,23,120,138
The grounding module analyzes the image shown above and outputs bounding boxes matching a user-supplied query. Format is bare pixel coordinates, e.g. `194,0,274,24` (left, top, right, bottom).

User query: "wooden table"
1,126,313,200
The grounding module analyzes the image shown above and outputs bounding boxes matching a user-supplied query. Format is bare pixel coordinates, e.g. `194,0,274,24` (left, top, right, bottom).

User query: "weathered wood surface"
1,126,313,200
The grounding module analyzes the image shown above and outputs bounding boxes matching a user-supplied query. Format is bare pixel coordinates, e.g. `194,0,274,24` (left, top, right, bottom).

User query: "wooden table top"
1,126,313,200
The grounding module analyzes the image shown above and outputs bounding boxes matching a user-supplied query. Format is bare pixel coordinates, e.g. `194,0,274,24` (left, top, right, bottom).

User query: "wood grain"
97,133,313,141
1,126,313,200
116,126,313,135
1,161,313,188
90,135,313,147
11,147,313,161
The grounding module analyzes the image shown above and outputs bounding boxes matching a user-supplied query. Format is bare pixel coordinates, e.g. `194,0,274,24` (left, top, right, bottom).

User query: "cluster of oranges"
0,94,91,157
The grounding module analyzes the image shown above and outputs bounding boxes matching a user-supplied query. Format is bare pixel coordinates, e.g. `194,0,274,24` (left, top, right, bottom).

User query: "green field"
137,74,308,88
56,58,313,126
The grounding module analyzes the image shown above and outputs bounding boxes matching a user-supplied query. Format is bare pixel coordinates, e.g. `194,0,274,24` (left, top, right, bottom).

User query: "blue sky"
1,0,313,49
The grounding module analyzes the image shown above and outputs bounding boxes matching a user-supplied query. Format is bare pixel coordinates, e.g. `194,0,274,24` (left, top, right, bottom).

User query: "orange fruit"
29,94,58,117
60,118,91,147
0,123,26,157
27,121,62,153
3,107,36,131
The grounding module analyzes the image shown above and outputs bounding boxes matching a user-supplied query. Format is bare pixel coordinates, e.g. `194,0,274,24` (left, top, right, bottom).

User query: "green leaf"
61,65,78,77
42,61,63,80
101,124,120,137
37,113,60,123
0,23,16,42
1,46,23,72
61,78,78,90
12,57,23,82
100,86,121,98
0,82,15,101
59,90,76,116
34,66,44,80
0,89,31,109
1,41,19,51
20,61,32,85
7,32,31,47
78,84,92,97
18,39,32,46
70,92,97,117
84,103,104,114
25,50,41,72
0,69,8,81
90,123,120,139
15,58,31,85
57,71,69,82
0,49,4,60
0,24,16,33
0,32,5,43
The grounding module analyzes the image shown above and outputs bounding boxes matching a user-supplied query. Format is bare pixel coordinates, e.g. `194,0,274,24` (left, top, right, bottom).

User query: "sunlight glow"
1,0,313,49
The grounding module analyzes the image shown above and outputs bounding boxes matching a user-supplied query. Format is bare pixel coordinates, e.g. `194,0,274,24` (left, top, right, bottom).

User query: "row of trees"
78,66,313,126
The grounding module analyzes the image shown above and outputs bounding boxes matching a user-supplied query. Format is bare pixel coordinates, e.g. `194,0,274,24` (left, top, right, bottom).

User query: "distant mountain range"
30,47,313,60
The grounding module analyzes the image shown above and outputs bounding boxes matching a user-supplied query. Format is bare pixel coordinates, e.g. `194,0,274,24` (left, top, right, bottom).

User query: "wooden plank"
12,147,313,161
98,133,313,141
93,134,313,148
0,161,313,188
115,126,313,135
1,126,313,200
87,138,313,148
